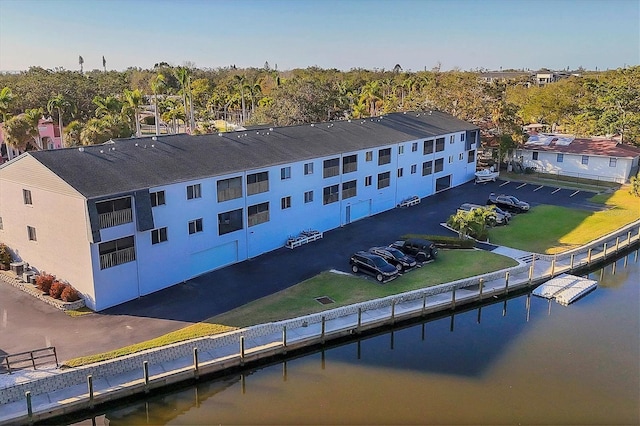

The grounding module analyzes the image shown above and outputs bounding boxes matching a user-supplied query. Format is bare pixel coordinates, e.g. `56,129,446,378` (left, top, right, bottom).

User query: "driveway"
0,180,601,361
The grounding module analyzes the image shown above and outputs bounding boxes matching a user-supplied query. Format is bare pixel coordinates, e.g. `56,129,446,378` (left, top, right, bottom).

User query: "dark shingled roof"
26,111,478,199
524,138,640,157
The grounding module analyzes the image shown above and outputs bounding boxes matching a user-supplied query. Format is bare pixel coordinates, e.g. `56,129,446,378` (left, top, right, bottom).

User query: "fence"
2,347,58,375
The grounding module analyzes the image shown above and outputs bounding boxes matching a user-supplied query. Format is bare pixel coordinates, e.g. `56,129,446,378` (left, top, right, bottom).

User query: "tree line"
0,64,638,150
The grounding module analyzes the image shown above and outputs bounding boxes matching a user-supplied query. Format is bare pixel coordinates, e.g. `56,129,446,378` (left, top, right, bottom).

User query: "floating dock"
533,274,598,306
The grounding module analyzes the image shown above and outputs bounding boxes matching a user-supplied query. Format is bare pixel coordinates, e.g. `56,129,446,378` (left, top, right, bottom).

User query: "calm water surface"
72,252,639,425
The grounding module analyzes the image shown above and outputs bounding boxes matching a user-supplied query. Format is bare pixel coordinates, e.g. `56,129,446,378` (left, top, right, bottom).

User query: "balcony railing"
98,208,133,229
99,246,136,269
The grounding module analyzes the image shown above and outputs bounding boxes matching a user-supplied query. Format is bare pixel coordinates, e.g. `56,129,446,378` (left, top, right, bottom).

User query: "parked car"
458,203,509,225
349,251,399,282
487,193,530,213
390,238,438,262
369,246,417,271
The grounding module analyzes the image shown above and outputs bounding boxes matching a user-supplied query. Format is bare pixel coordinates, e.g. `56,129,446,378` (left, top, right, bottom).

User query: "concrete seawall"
1,221,638,425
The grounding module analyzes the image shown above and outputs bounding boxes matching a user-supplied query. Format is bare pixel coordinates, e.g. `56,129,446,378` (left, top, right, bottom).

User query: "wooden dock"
532,273,598,306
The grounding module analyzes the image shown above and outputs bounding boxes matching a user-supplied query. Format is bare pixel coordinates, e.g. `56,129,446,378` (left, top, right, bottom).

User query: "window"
582,155,589,165
532,151,539,160
217,177,242,202
323,185,339,205
377,171,390,189
304,190,314,203
378,148,391,165
151,227,168,244
218,209,243,235
188,218,203,234
27,226,37,241
99,236,135,269
342,180,357,199
449,156,453,163
23,189,32,205
247,171,269,195
435,158,444,172
461,133,465,142
365,151,373,161
150,190,165,207
459,153,464,161
468,150,475,163
422,161,433,176
609,157,617,167
397,168,403,178
281,196,292,209
342,154,358,173
304,162,314,175
187,183,201,200
449,135,455,144
410,164,417,174
398,145,404,155
435,137,445,152
0,216,3,230
96,197,133,229
557,153,564,163
365,176,372,186
411,142,418,152
323,158,340,178
248,202,270,226
281,166,291,180
423,140,434,155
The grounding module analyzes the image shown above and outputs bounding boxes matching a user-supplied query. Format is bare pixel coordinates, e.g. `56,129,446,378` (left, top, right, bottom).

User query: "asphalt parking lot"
0,179,604,361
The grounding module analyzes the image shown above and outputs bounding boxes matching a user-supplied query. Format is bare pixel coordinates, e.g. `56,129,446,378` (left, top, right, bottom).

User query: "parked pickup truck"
487,193,530,213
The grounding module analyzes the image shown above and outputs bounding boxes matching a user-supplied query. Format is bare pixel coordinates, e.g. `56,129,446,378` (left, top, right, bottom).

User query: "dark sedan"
369,246,417,271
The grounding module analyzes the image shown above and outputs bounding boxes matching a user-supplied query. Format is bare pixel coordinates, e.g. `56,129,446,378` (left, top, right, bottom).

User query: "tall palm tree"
245,77,262,119
79,55,84,73
0,86,14,122
359,80,381,117
150,73,166,135
174,67,191,131
47,94,69,147
23,108,43,149
123,89,143,137
3,109,43,158
92,95,122,118
234,74,247,124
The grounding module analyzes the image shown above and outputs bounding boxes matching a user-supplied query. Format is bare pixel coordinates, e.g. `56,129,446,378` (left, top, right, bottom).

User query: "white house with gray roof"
0,111,479,310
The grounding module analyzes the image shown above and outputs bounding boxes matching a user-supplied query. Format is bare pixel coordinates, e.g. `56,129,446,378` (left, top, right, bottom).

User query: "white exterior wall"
518,149,634,183
0,156,96,307
3,128,478,311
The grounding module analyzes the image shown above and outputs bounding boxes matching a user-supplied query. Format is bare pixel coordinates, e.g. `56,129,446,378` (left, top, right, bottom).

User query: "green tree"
47,94,69,147
92,95,122,118
3,109,43,156
123,89,143,137
150,73,166,135
0,86,14,122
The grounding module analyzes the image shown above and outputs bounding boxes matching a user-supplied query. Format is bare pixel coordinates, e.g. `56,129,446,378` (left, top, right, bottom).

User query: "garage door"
189,241,238,278
435,175,452,192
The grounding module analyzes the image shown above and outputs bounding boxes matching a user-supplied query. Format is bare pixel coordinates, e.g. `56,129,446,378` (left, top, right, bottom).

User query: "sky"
0,0,638,73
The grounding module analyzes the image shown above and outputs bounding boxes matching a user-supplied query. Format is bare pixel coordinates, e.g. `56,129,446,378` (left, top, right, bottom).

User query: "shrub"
402,234,476,249
49,281,66,299
61,285,81,302
0,244,12,269
35,274,55,294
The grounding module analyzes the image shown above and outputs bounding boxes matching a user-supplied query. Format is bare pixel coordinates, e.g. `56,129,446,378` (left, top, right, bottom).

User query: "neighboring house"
0,111,479,311
0,117,63,162
516,133,640,183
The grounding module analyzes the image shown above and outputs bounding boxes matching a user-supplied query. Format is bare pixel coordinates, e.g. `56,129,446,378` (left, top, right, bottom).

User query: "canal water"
70,252,639,425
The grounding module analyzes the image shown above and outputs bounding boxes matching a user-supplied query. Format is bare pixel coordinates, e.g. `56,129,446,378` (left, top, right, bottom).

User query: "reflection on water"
71,252,639,425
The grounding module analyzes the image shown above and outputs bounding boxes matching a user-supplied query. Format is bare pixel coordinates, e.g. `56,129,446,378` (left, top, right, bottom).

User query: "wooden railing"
99,246,136,269
98,208,133,229
2,347,58,374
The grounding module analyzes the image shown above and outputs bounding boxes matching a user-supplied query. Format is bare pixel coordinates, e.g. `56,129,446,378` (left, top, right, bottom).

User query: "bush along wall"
402,234,476,249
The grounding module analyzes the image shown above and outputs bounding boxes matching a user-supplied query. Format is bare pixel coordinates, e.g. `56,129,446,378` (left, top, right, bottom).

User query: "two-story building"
0,111,479,310
0,117,63,162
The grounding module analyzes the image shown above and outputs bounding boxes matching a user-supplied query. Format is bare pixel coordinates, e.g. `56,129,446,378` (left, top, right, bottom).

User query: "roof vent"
348,119,351,123
135,143,139,146
152,136,157,141
218,133,223,136
266,132,270,135
269,127,274,131
100,149,104,153
78,147,84,152
311,123,314,127
151,144,155,148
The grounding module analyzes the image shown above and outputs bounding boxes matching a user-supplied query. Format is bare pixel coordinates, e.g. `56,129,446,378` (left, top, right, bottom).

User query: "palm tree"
64,120,83,147
150,73,166,135
3,109,43,158
92,95,122,118
245,77,262,119
47,94,69,147
79,55,84,73
359,80,381,116
174,67,192,132
24,108,43,149
0,86,14,122
123,89,143,137
234,74,247,124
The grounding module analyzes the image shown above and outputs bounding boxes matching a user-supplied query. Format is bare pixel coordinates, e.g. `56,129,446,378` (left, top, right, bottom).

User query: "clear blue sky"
1,0,638,72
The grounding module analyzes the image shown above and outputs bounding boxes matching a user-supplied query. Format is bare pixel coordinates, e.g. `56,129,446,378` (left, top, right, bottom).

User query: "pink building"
0,117,63,163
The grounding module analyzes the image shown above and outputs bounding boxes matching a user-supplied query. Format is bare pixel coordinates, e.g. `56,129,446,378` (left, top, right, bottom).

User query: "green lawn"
489,187,640,254
63,249,516,367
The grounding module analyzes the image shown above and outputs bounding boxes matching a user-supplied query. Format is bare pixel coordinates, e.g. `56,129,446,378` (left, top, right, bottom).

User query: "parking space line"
551,188,562,194
499,181,510,187
516,183,527,189
533,185,544,192
569,190,580,197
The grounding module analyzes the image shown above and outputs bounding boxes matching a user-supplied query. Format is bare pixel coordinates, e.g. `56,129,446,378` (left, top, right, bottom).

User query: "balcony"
99,246,136,269
98,208,133,229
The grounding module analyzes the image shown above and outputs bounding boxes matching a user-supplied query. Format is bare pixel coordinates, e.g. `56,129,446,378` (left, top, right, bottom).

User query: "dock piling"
26,391,32,420
193,348,199,380
88,375,94,408
143,361,149,393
